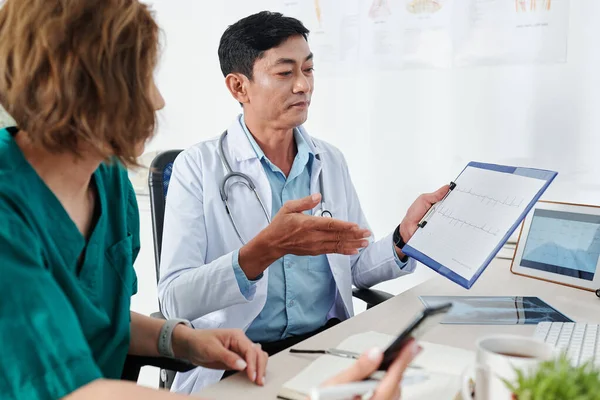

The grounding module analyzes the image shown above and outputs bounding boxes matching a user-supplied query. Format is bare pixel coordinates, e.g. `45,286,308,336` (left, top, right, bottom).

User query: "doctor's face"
245,35,314,129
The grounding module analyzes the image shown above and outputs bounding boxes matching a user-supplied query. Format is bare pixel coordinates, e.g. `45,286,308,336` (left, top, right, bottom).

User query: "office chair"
120,355,193,383
147,150,394,387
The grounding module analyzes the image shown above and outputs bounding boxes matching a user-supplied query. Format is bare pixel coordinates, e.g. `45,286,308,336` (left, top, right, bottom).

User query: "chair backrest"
148,150,183,284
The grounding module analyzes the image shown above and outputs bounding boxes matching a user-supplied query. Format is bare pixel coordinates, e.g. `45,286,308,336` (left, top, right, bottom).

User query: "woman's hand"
173,327,269,386
321,341,422,400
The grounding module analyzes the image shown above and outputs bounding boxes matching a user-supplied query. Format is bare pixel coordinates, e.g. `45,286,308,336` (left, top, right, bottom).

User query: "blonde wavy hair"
0,0,160,165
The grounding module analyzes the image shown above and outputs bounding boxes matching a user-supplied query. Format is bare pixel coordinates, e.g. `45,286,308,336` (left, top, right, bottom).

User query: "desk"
198,259,600,399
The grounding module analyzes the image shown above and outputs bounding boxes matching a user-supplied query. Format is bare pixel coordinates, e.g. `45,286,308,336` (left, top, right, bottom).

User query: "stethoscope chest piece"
317,209,333,218
218,128,333,244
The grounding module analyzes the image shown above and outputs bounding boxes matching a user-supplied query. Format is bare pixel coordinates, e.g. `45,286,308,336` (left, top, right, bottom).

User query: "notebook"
277,331,475,400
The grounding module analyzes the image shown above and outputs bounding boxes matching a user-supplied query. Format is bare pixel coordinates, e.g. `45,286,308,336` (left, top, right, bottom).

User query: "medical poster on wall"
454,0,571,66
358,0,455,69
357,0,404,69
278,0,361,73
275,0,570,69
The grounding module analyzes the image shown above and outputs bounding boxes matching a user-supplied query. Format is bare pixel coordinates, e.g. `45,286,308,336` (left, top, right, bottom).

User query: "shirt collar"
240,114,314,165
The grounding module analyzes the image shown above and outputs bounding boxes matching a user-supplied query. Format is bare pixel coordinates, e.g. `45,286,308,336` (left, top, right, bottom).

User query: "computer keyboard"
533,322,600,367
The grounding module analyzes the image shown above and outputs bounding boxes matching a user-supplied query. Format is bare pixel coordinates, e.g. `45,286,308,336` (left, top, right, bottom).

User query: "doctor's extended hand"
239,193,371,279
172,327,269,386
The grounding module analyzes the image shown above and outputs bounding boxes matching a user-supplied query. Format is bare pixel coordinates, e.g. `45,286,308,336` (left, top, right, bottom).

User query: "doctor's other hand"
399,185,450,244
172,327,268,386
319,341,422,400
239,193,371,279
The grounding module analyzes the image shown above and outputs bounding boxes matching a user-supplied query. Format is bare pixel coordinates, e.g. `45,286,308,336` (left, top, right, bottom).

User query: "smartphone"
378,302,453,370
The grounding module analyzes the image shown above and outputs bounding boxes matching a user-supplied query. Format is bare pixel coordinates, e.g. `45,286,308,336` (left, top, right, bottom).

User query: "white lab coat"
158,116,416,393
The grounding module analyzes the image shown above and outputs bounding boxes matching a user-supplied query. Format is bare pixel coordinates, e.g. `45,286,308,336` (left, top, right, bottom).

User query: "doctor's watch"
158,318,193,358
393,225,410,263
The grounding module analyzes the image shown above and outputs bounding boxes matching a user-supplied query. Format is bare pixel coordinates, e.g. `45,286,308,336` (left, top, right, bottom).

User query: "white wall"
132,0,600,386
138,0,600,307
146,0,600,221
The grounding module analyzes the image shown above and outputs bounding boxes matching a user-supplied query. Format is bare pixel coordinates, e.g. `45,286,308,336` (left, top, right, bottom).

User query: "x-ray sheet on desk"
420,296,573,325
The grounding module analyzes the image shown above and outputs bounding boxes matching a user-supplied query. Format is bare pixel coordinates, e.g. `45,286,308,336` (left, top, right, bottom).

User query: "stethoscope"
218,130,333,245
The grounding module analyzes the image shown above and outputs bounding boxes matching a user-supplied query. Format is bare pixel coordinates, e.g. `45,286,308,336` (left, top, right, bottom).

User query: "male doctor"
158,11,448,393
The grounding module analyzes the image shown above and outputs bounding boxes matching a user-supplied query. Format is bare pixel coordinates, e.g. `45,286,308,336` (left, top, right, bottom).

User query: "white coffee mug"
461,335,557,400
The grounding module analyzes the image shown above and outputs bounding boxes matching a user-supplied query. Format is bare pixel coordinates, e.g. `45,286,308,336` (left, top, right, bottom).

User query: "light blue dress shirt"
232,115,407,343
232,115,336,342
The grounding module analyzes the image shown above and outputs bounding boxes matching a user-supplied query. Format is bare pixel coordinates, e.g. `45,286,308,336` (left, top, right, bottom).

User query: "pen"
417,181,456,228
289,348,360,359
289,348,423,369
309,380,378,400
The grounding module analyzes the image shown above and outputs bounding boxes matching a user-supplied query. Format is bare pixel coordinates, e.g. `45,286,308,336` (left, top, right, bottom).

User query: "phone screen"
378,303,452,370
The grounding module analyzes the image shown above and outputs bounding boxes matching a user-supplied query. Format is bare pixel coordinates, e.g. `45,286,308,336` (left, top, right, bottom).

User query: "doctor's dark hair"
218,11,309,80
0,0,159,166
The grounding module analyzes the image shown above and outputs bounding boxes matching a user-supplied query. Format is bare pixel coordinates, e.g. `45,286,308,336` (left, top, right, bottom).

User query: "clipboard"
402,162,558,289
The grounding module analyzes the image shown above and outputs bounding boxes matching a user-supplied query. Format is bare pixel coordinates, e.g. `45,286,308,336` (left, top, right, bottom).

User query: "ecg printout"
407,167,546,280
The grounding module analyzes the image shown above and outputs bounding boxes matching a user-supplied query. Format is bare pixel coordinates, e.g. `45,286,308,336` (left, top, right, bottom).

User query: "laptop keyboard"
533,322,600,367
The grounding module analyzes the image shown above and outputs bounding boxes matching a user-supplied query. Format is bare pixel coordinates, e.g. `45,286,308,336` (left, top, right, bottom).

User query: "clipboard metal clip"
417,181,456,229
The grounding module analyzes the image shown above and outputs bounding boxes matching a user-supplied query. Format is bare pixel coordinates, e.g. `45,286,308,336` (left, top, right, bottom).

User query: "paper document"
278,331,475,400
403,162,556,288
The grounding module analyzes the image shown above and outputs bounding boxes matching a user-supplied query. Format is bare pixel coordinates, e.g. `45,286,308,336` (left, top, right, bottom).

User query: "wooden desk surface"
198,259,600,399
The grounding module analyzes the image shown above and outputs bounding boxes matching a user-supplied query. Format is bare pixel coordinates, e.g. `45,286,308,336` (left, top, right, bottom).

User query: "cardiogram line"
455,187,524,208
436,206,501,236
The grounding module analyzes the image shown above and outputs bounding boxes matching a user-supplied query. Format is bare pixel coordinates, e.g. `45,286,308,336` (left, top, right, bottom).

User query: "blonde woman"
0,0,266,398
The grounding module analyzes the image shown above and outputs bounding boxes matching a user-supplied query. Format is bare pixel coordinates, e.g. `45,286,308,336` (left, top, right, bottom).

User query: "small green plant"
503,355,600,400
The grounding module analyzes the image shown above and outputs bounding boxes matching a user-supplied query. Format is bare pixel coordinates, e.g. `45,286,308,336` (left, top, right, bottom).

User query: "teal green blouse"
0,128,139,399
